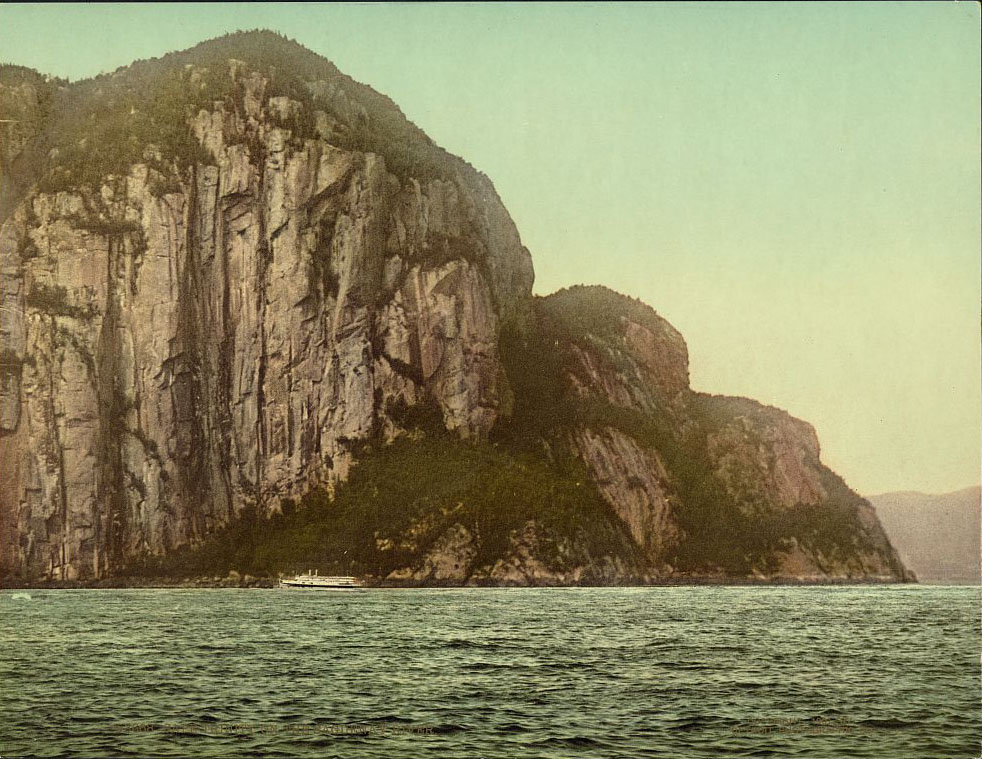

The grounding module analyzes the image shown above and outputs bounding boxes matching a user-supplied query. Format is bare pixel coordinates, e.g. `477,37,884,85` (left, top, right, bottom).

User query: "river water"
1,586,979,758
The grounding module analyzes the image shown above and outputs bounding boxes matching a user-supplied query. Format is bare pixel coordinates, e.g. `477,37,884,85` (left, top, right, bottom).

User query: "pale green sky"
1,2,979,495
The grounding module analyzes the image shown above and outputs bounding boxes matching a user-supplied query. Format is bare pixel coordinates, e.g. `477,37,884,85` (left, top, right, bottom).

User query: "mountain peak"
0,28,477,213
123,28,342,82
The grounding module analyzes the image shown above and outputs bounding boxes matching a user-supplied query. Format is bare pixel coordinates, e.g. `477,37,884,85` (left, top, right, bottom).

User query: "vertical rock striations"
0,58,531,579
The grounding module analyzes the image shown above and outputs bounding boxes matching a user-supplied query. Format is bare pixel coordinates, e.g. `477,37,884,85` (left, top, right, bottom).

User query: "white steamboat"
279,570,364,589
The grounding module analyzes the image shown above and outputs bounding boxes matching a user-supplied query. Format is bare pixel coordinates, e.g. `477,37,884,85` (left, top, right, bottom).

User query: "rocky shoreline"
2,573,916,590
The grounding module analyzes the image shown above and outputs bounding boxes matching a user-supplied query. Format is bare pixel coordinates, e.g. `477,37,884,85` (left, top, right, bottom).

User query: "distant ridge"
868,487,981,584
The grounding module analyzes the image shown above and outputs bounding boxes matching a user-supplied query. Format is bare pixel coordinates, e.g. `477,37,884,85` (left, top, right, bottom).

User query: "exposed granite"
0,64,532,580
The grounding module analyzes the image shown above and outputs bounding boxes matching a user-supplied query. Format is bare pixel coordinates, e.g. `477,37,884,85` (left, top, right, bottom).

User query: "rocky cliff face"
1,54,531,579
0,33,907,584
532,287,907,581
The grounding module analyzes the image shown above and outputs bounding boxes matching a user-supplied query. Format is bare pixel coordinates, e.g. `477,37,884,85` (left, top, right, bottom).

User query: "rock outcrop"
531,286,908,581
0,32,907,584
1,54,531,579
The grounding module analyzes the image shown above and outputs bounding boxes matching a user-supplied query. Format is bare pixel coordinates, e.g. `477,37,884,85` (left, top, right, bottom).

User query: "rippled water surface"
1,586,979,758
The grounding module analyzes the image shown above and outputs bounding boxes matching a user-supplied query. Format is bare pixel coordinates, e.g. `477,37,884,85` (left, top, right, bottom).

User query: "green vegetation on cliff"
16,30,470,195
536,284,674,344
0,64,65,218
132,431,640,582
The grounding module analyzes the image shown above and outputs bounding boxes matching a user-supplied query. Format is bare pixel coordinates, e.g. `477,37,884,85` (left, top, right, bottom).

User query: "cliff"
496,286,908,581
0,32,908,585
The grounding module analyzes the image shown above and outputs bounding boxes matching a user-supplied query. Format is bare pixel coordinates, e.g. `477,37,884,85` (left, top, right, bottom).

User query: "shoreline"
1,575,923,590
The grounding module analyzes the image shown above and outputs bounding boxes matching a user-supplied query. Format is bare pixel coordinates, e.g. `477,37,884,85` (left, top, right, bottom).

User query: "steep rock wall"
0,65,533,580
541,288,907,580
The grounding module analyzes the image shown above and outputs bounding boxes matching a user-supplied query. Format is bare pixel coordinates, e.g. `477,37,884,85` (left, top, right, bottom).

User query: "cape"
0,32,910,585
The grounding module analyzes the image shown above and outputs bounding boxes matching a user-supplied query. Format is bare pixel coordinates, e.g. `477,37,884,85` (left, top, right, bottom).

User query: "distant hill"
868,488,981,583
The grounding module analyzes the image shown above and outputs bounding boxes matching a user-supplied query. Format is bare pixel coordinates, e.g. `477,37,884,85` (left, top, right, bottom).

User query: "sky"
0,2,979,496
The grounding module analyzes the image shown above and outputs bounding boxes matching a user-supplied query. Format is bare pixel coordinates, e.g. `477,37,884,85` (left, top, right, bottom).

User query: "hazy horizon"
1,2,978,495
865,484,981,498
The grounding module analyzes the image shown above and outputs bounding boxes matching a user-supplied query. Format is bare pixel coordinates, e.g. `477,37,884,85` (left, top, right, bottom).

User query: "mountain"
0,31,910,585
869,488,980,584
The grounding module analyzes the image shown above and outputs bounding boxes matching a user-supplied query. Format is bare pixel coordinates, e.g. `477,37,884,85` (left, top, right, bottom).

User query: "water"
1,586,979,758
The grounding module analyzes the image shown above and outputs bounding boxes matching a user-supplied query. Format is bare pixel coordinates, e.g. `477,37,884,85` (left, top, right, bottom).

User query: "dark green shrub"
131,430,639,580
25,283,96,319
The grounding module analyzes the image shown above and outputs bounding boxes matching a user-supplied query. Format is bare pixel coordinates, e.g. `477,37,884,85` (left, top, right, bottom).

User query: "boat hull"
279,574,364,589
279,582,364,590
